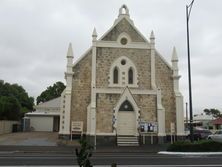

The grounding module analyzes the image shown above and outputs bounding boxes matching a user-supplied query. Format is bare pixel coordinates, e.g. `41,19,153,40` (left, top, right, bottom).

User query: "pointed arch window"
128,67,133,84
109,56,138,87
119,100,134,111
113,67,119,84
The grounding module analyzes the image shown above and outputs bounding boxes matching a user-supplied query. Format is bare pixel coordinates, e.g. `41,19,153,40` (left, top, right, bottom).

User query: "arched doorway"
117,100,136,136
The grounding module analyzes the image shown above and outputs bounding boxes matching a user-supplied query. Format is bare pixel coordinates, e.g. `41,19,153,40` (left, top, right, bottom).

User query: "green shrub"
167,140,222,152
75,138,93,167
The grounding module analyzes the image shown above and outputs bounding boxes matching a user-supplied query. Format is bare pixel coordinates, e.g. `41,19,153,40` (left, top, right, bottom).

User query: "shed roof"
34,97,61,109
212,117,222,125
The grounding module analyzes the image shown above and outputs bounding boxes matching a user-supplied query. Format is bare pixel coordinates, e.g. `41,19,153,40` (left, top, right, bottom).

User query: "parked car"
187,128,212,140
208,130,222,142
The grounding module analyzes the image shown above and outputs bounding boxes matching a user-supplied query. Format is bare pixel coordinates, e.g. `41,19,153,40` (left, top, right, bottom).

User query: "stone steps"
117,136,139,146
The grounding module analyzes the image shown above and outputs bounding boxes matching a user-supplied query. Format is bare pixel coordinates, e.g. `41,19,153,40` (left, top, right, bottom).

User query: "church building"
59,5,185,146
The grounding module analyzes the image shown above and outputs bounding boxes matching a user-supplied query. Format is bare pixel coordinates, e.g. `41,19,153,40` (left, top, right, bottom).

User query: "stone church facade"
59,5,184,145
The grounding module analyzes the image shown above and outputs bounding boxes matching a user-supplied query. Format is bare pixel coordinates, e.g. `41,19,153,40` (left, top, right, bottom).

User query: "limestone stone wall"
71,50,92,132
96,47,151,89
155,53,176,134
133,94,157,122
96,93,120,133
102,18,146,42
96,93,156,133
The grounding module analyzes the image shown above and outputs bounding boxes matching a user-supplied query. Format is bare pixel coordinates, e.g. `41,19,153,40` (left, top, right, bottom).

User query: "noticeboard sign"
71,121,83,132
170,122,175,133
139,121,158,133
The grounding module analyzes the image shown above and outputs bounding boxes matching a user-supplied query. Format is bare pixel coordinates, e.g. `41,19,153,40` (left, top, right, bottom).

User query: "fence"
0,120,19,134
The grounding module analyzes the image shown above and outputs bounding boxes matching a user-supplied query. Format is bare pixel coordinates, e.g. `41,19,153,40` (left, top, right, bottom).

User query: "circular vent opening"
121,59,126,65
120,37,128,45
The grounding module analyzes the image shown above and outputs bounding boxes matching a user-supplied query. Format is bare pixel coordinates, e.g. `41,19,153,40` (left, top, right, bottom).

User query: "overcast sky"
0,0,221,114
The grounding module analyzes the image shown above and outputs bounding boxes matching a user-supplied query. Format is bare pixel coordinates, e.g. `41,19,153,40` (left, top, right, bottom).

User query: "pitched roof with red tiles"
212,117,222,125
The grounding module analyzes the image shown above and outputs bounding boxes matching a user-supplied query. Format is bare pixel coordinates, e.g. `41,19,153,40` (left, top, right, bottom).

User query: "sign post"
170,122,175,144
139,121,158,144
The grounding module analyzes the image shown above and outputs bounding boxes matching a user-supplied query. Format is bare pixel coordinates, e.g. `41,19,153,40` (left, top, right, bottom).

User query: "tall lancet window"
128,68,133,84
109,56,138,87
113,67,119,84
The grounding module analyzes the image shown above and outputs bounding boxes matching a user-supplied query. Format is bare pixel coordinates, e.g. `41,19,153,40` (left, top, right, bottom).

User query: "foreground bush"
167,140,222,152
75,138,93,167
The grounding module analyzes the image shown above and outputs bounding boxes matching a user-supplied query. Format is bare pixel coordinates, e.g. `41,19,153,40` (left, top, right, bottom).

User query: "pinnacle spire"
67,43,73,58
171,46,178,61
92,27,97,37
150,30,155,39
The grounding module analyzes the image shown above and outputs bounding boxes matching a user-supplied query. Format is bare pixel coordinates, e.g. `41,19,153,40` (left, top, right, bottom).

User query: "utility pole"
186,102,188,128
186,0,195,142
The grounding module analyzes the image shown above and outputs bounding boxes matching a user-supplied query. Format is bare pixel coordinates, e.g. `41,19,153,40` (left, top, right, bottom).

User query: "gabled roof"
99,15,148,43
34,97,61,109
71,5,172,70
212,117,222,125
193,114,214,121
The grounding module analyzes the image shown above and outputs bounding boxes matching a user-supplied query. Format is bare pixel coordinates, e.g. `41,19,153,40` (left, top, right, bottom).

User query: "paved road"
1,152,222,166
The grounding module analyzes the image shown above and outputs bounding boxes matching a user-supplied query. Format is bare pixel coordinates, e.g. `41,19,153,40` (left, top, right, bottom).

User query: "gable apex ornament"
118,4,130,17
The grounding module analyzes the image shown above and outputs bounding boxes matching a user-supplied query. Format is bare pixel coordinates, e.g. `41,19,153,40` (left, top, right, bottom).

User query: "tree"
36,81,65,104
0,96,20,120
0,81,34,120
203,108,221,118
75,138,93,167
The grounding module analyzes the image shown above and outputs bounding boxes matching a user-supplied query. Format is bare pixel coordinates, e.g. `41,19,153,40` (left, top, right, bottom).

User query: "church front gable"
101,18,146,43
60,4,184,145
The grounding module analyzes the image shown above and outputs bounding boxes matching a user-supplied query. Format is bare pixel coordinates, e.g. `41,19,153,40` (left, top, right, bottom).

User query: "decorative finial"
150,30,155,40
92,27,97,42
118,4,130,17
92,27,97,37
67,43,73,58
171,46,178,61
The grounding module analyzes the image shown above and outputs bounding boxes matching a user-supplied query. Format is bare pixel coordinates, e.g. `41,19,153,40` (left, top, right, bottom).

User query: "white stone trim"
72,47,92,68
171,47,185,136
157,88,166,136
109,56,138,88
59,44,74,135
117,32,132,45
59,90,66,134
150,34,156,90
175,91,185,136
59,90,72,135
95,88,157,95
86,104,91,135
95,41,150,49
